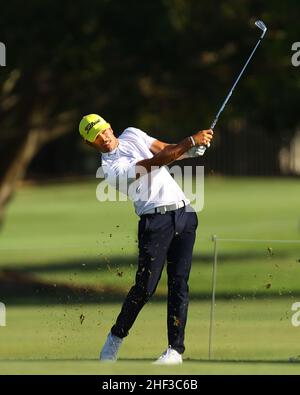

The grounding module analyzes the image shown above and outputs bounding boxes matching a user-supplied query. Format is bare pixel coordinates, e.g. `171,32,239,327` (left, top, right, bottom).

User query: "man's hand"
192,129,214,146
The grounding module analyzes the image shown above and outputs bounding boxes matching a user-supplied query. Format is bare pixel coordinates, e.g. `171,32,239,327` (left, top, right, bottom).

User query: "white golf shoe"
100,332,123,362
153,346,183,365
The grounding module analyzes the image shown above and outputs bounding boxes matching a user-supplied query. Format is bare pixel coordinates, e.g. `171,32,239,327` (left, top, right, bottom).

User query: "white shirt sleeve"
123,127,156,149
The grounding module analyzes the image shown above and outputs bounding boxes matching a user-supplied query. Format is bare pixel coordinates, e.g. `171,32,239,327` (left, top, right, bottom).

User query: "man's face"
90,128,117,153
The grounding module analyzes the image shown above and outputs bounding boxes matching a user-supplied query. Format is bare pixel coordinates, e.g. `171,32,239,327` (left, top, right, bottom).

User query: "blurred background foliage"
0,0,299,220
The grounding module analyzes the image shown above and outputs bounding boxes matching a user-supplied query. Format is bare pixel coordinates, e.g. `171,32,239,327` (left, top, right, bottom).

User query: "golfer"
79,114,213,364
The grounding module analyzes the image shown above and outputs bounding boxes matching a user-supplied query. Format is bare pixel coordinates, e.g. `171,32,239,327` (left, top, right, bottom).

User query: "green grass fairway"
1,360,300,375
0,177,300,374
0,302,300,375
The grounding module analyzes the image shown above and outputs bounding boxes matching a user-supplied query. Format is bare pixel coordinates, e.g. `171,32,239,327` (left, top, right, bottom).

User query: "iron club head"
255,20,267,38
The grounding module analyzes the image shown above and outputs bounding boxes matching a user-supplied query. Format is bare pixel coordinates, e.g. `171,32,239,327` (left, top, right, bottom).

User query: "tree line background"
0,0,299,221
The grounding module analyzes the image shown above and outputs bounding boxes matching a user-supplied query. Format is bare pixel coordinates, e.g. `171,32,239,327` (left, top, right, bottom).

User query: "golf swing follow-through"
80,116,213,365
78,20,267,364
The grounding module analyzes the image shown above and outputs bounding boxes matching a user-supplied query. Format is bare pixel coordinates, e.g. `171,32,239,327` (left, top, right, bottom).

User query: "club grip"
197,120,215,155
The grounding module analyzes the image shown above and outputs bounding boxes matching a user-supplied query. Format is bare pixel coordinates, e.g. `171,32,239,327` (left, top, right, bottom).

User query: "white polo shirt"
101,127,189,216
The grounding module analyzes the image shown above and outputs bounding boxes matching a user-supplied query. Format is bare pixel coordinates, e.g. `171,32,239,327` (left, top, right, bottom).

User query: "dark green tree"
0,0,299,222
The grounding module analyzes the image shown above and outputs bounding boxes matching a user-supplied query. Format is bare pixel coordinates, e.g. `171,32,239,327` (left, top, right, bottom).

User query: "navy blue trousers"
111,206,198,354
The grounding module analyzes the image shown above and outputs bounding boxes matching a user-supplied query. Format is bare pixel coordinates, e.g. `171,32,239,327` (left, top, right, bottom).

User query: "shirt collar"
102,140,120,157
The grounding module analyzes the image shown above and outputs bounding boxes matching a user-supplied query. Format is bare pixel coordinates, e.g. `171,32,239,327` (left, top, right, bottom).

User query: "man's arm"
150,139,209,161
150,140,197,161
149,140,171,155
137,129,213,173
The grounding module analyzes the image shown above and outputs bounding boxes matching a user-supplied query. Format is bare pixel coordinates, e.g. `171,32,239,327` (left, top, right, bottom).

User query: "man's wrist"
183,136,195,151
189,136,196,147
177,137,195,159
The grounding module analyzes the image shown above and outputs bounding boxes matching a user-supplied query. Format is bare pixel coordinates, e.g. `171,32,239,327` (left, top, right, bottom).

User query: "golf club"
199,20,267,155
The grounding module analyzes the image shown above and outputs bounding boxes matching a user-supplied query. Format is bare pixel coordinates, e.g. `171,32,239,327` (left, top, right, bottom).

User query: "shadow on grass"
0,245,298,306
0,250,296,274
0,269,127,305
1,269,299,306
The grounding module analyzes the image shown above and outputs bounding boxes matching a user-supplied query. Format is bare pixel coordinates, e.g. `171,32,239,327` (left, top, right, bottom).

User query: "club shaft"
210,38,263,130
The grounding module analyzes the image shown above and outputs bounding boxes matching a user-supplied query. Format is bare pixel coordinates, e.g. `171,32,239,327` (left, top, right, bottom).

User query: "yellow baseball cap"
79,114,111,142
